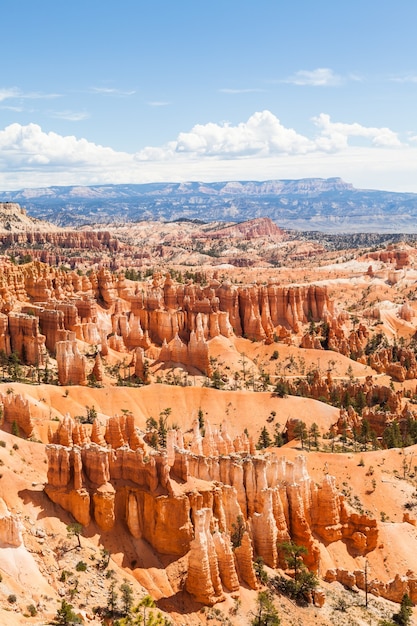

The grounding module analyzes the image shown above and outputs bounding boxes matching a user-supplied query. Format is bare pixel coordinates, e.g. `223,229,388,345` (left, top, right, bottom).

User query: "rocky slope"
0,232,417,624
0,202,56,233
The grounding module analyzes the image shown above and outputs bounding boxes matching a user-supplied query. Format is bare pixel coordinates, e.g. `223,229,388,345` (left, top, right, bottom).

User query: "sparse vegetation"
66,522,83,549
230,515,246,549
53,599,82,625
272,541,319,605
3,213,417,626
250,590,280,625
75,560,87,572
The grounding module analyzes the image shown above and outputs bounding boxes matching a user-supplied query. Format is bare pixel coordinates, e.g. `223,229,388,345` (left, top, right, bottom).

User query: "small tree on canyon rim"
293,420,308,449
251,590,280,625
66,522,83,549
257,426,272,450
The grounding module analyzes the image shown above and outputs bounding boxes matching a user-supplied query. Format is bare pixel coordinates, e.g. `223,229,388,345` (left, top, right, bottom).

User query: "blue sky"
1,0,417,191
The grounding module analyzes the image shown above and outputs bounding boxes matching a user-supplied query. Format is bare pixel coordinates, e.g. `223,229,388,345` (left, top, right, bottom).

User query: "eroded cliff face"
44,414,377,605
0,260,337,379
325,568,417,605
0,392,40,439
366,246,410,270
127,274,333,345
0,497,23,547
0,228,119,248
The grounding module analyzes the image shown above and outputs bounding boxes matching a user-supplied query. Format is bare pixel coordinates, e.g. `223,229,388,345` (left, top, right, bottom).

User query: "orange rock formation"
44,414,378,605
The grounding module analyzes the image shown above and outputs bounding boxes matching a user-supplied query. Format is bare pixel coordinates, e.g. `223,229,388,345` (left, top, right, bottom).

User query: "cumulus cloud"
284,68,342,86
168,111,313,158
137,111,402,161
0,123,130,169
0,112,414,192
312,113,402,150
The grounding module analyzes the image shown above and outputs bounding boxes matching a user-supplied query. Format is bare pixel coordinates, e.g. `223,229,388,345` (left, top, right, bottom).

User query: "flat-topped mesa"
0,201,27,215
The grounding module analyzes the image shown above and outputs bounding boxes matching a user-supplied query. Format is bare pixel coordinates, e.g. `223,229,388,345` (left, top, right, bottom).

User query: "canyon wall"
0,260,336,378
44,415,377,605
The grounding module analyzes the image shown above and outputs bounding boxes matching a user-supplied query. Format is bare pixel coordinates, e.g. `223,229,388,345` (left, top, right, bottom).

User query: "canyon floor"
0,209,417,625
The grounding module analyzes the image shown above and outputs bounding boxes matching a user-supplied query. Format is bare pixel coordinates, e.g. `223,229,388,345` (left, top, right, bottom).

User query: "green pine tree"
257,426,272,450
53,599,82,625
251,590,280,625
393,593,413,625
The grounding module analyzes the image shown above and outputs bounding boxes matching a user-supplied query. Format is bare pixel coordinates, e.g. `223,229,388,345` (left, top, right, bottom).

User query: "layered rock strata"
0,392,39,439
44,415,377,605
0,260,337,378
325,568,417,605
56,332,88,386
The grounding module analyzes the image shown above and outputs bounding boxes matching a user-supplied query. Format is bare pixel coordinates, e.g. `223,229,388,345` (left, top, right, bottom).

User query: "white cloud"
313,113,402,150
219,88,266,94
0,87,62,103
50,110,90,121
0,105,24,112
284,68,342,86
0,123,130,169
147,101,170,107
0,112,415,193
0,88,21,102
21,91,61,100
166,111,313,158
90,87,136,96
390,74,417,83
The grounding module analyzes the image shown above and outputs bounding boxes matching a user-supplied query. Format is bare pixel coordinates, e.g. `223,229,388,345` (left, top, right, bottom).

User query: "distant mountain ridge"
1,177,417,232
